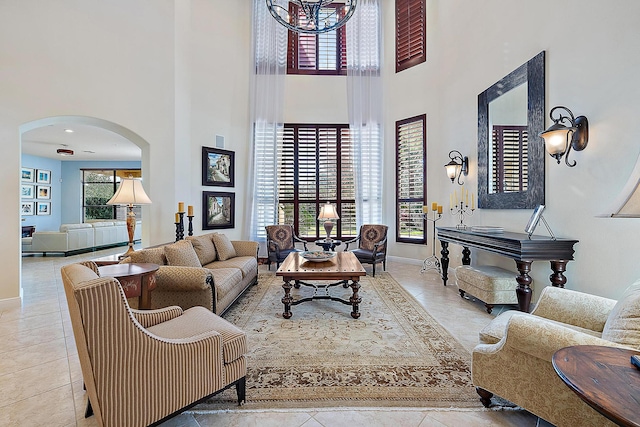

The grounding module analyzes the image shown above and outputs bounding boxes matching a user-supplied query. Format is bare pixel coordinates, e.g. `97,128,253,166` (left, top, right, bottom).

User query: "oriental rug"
194,272,485,410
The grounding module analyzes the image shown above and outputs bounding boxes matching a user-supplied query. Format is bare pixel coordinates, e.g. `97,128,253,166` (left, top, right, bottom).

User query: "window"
82,169,141,222
276,123,356,240
396,115,426,243
491,125,528,193
395,0,426,73
287,4,347,75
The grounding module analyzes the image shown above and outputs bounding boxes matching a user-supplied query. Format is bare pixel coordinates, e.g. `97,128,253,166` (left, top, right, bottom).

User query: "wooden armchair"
343,224,388,277
265,224,308,270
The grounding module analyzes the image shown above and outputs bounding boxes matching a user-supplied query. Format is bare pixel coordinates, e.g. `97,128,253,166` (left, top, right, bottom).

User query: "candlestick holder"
450,201,475,229
175,221,181,242
187,215,194,237
178,212,185,241
421,211,443,274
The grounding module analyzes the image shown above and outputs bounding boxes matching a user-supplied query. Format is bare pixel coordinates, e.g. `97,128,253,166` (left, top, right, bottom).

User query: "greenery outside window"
82,169,141,222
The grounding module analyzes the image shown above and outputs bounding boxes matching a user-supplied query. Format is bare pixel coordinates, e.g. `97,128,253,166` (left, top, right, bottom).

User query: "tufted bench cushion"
455,265,519,314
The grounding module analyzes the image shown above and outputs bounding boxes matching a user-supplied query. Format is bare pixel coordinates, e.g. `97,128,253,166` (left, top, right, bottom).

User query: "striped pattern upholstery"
60,263,247,427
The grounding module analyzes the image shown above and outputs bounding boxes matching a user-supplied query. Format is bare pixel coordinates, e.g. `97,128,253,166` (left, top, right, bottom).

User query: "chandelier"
266,0,357,34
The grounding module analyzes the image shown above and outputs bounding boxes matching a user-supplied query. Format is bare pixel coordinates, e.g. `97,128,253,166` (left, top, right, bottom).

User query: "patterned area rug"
194,272,484,410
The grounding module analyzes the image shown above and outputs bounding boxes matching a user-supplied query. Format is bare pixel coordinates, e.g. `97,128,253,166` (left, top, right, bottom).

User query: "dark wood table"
314,239,342,251
98,263,159,309
436,227,579,312
276,251,366,319
553,345,640,427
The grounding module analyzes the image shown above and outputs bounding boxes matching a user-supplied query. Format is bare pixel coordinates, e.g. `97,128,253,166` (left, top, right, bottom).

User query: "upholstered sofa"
22,220,141,255
472,283,640,427
123,233,258,315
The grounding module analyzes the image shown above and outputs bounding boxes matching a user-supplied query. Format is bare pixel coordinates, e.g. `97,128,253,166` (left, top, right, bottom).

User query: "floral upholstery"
265,225,308,270
344,224,388,277
472,285,630,427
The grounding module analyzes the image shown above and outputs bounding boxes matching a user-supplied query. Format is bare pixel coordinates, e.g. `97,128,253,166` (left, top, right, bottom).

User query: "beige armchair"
61,261,247,427
472,284,640,427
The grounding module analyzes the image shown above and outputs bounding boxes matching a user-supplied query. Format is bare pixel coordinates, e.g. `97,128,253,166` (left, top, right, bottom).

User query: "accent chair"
61,261,247,427
265,224,308,270
343,224,388,277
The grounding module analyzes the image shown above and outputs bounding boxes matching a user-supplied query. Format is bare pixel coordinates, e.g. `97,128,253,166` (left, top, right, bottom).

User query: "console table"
436,227,578,312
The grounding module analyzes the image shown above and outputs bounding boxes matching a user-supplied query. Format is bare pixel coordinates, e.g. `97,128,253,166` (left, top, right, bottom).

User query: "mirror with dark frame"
478,51,545,209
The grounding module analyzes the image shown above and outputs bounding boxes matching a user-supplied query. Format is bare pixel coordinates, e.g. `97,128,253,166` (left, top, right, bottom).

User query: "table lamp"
317,202,339,242
107,177,152,257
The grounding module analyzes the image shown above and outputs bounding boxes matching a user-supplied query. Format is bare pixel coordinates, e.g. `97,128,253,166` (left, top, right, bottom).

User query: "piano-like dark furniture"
436,227,578,313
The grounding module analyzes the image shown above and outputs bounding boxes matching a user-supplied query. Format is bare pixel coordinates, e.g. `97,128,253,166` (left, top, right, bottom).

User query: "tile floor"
1,247,553,427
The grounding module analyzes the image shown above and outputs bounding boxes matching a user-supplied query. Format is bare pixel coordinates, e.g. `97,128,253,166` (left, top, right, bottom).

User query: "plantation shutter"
491,125,528,193
396,0,426,72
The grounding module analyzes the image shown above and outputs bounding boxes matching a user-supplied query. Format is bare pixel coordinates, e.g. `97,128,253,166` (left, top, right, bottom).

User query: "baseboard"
0,296,21,310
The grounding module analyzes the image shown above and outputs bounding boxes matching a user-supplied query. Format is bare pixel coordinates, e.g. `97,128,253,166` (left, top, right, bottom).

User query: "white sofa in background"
22,220,141,256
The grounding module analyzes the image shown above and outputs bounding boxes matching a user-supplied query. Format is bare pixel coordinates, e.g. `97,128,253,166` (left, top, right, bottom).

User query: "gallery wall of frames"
21,167,51,216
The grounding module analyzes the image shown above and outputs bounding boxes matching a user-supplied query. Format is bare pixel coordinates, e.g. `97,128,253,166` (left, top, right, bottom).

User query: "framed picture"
36,185,51,199
21,184,35,199
36,201,51,215
202,191,235,229
20,201,35,216
21,167,35,182
36,169,51,184
525,204,545,236
202,146,234,187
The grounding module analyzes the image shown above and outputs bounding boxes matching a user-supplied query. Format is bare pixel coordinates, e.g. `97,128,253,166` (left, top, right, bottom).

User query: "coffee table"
276,251,366,319
552,345,640,427
98,263,159,309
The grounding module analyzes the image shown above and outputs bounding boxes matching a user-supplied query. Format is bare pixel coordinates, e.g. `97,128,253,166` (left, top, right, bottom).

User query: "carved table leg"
440,241,450,286
550,260,568,288
476,387,493,408
349,279,362,319
515,260,533,312
282,279,293,319
462,246,471,265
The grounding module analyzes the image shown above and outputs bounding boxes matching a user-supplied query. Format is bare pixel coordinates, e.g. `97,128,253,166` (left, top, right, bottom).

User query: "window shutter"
396,0,426,73
492,125,528,193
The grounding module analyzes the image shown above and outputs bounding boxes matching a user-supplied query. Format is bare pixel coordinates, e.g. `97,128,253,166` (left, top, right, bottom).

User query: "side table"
97,263,159,309
315,239,342,251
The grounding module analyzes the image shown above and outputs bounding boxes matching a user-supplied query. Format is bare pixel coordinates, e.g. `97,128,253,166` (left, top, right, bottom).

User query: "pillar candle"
454,191,458,204
431,202,438,211
188,205,194,216
422,205,429,214
437,205,443,214
178,202,184,213
472,193,475,209
175,213,180,223
466,190,469,206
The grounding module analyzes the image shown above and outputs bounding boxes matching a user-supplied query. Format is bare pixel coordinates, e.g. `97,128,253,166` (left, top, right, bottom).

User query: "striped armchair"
61,262,247,427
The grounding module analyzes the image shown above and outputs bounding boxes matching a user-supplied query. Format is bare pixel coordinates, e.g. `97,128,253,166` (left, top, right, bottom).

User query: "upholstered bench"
455,265,519,314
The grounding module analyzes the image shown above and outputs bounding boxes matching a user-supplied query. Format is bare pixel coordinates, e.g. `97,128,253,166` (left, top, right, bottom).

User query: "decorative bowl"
301,250,336,262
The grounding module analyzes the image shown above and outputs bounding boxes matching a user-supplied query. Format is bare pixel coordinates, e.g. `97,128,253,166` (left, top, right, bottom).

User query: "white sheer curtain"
346,0,383,227
247,0,287,253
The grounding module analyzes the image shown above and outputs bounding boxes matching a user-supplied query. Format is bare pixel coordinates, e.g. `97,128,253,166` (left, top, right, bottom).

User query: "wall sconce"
539,106,589,167
444,150,469,185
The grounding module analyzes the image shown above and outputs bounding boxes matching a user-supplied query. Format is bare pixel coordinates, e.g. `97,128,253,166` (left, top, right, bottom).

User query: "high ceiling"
21,122,141,162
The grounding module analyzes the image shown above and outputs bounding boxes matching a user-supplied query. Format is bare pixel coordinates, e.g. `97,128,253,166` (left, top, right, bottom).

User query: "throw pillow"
602,279,640,349
186,234,217,265
212,233,236,261
129,247,167,265
164,240,202,267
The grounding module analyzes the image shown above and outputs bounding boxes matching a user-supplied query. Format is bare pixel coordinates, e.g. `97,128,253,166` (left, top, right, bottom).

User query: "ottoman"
455,265,520,314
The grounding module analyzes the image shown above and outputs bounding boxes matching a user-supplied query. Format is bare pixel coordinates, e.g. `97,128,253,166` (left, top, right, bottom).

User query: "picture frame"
202,191,235,229
21,184,35,199
36,201,51,215
36,185,51,199
525,204,545,236
36,169,51,184
202,146,235,187
20,201,35,216
21,167,35,183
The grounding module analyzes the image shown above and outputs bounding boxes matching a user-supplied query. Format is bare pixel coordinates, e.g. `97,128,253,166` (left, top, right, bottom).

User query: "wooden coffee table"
552,345,640,427
276,251,366,319
97,263,159,309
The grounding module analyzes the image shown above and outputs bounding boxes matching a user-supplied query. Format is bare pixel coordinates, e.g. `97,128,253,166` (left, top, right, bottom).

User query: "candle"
178,202,184,213
188,205,194,216
466,190,469,206
422,205,429,214
431,202,438,211
472,193,475,209
437,205,443,214
175,213,180,223
450,193,453,209
454,191,458,205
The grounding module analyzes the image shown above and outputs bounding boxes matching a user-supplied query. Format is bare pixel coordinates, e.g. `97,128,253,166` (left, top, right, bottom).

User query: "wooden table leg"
138,272,155,310
515,260,533,312
550,260,568,288
440,241,450,286
462,246,471,265
349,279,362,319
282,279,293,319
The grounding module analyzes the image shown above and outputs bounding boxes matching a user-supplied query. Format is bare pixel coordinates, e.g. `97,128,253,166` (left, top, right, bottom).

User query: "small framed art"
21,202,35,216
37,185,51,199
21,184,35,199
524,204,545,236
202,191,235,229
36,169,51,184
202,146,234,187
21,167,35,182
37,201,51,215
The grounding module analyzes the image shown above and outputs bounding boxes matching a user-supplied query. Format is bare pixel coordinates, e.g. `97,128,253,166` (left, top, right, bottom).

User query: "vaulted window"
395,0,426,72
396,115,426,243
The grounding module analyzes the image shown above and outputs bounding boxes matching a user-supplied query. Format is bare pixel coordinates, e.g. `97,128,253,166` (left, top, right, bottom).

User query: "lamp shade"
318,202,339,220
445,161,460,181
540,123,573,158
107,178,152,205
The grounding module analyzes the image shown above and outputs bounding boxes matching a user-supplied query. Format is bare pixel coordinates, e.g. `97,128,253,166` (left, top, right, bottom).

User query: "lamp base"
119,205,137,259
323,220,334,242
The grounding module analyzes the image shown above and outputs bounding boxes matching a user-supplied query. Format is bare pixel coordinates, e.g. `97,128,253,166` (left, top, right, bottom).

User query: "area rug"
194,272,485,410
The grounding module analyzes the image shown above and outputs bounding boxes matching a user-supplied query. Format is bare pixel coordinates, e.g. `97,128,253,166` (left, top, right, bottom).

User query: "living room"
3,0,640,426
